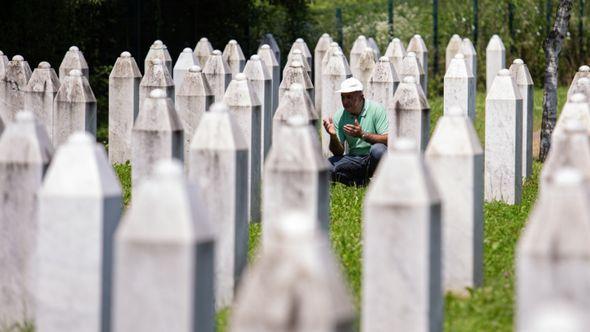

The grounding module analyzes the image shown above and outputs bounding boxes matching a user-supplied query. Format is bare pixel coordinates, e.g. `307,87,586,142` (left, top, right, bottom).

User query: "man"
323,77,388,186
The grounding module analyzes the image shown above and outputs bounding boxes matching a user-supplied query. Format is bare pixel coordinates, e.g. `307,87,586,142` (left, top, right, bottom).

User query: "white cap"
336,77,364,93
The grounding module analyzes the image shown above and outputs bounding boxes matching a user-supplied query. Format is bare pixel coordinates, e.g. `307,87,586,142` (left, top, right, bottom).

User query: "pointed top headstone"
0,111,52,164
509,59,534,86
554,93,590,137
145,39,173,75
26,61,61,93
59,46,89,81
203,49,232,102
273,83,317,125
231,212,355,331
224,73,261,107
194,37,214,69
223,39,246,76
279,61,314,101
174,47,199,88
385,38,406,74
446,34,463,69
110,52,142,78
259,33,280,66
486,68,521,100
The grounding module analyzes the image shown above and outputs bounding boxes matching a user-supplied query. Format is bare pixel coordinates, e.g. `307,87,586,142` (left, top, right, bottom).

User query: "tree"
540,0,573,161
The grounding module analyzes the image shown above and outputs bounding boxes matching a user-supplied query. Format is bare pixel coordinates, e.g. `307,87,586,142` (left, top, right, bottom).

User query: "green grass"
91,87,566,332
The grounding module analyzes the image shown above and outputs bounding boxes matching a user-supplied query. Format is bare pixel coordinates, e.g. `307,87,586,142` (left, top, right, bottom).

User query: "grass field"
111,87,567,332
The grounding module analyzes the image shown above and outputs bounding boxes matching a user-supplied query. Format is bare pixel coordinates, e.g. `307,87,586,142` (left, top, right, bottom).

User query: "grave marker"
485,69,522,204
24,62,61,140
36,132,122,332
113,160,215,332
363,138,442,332
53,69,96,147
188,103,249,309
425,107,484,294
108,52,141,164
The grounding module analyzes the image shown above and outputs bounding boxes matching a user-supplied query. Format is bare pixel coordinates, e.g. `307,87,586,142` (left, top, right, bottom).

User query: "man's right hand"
323,117,337,136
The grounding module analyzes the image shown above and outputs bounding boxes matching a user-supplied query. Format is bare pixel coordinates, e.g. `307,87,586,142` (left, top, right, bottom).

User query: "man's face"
341,91,364,114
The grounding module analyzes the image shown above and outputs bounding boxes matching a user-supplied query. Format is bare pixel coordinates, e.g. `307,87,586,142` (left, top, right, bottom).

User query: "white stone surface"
363,138,442,332
521,300,588,332
244,55,272,169
554,93,590,139
509,59,534,179
203,50,232,103
485,69,522,204
263,117,329,248
444,53,476,120
353,47,376,93
285,49,311,80
0,112,52,329
176,65,213,169
189,103,249,309
144,40,173,75
541,119,590,188
36,132,122,332
108,52,142,164
567,65,590,97
4,55,32,122
425,107,483,295
113,160,215,332
385,38,406,77
516,167,590,332
223,73,262,222
367,37,381,58
0,51,9,123
223,40,246,78
486,34,506,93
272,84,317,144
400,51,426,94
58,46,89,81
314,34,332,117
461,38,477,86
446,34,462,72
132,89,183,189
569,76,590,101
388,76,430,151
173,47,199,89
231,213,355,331
257,44,280,117
279,60,314,103
260,33,281,67
321,50,351,156
139,58,174,113
407,34,428,92
350,35,369,76
367,56,398,109
289,38,313,73
53,69,97,147
24,62,61,140
194,37,214,69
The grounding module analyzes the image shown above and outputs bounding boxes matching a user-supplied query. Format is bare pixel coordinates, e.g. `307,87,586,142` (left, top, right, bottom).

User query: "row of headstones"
0,31,572,330
515,64,590,330
0,96,334,331
0,47,95,147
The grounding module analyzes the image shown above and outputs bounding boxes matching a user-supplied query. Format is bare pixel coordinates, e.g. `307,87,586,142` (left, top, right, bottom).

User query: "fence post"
336,8,343,48
433,0,439,75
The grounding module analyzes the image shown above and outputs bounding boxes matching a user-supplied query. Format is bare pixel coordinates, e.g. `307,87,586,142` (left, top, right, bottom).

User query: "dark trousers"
328,143,387,186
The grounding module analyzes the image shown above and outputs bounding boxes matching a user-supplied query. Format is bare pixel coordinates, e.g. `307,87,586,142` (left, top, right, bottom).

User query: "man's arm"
323,118,345,156
343,118,388,145
361,132,388,145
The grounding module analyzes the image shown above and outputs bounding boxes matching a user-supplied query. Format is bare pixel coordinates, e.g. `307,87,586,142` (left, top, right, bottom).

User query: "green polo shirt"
333,99,389,156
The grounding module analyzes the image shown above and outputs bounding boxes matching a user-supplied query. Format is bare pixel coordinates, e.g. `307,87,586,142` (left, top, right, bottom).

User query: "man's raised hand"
343,117,363,138
323,117,336,135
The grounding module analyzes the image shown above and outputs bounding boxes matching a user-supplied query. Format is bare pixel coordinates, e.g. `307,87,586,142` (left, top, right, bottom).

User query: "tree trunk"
539,0,573,161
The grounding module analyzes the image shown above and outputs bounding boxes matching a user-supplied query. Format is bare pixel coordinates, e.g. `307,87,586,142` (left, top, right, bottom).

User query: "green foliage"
309,0,586,93
113,162,132,206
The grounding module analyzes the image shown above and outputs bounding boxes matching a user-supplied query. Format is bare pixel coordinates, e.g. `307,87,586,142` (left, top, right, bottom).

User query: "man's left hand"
343,118,363,138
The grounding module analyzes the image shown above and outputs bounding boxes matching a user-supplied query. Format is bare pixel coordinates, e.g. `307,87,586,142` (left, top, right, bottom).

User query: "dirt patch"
532,130,540,159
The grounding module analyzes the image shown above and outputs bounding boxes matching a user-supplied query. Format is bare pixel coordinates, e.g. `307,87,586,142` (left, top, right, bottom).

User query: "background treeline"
0,0,586,95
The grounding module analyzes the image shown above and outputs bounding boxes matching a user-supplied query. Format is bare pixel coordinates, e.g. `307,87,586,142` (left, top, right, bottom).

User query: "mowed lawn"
112,87,568,332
